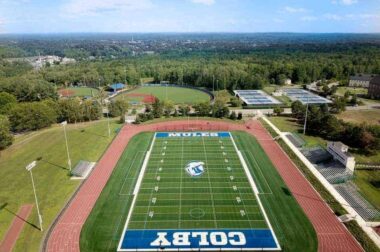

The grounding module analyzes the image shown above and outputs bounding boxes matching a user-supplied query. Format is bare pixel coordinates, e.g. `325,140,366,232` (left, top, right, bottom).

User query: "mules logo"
185,161,205,177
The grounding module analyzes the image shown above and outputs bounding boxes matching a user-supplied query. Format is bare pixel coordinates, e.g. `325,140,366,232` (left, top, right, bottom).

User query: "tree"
57,98,82,123
178,104,191,116
331,96,346,114
291,101,306,120
229,111,237,120
8,102,57,132
193,101,211,116
237,112,243,120
273,106,284,116
163,100,175,117
0,92,17,114
230,97,242,107
0,115,13,149
212,100,229,118
152,99,164,118
109,100,129,117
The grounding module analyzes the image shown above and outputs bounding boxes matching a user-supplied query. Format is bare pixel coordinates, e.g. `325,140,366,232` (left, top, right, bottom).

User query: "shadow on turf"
37,157,70,172
79,129,109,138
0,203,40,231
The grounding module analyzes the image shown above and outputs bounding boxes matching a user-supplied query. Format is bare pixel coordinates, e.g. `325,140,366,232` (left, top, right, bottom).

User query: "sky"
0,0,380,33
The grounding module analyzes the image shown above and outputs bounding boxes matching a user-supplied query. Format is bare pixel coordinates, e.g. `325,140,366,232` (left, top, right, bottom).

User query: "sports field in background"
58,87,99,97
80,131,317,251
115,86,211,104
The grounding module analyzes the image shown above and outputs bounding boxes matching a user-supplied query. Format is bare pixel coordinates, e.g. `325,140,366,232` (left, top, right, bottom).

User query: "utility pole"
61,121,72,172
26,161,43,231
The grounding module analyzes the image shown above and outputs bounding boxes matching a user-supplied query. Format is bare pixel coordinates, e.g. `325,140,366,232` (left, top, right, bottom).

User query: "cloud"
273,18,284,23
191,0,215,5
332,0,358,5
283,6,307,13
324,13,343,20
0,18,6,33
301,16,318,21
61,0,153,17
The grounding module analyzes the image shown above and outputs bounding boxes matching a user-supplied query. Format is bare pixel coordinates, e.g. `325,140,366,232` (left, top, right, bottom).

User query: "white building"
349,74,375,88
327,142,356,173
284,78,292,85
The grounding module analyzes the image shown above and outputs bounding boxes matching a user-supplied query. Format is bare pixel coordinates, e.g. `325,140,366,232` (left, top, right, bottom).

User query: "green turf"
80,131,317,252
128,135,268,230
116,86,211,104
60,87,99,97
0,120,121,252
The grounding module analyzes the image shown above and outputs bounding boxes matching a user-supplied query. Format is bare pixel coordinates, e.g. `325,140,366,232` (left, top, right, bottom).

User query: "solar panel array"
283,89,332,104
234,90,281,105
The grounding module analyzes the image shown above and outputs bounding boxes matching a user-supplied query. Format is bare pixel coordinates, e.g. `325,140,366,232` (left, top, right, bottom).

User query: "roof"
110,83,125,89
369,75,380,86
350,74,375,82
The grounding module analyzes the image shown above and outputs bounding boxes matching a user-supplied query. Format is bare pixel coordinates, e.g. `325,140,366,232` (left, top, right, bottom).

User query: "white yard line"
201,136,218,228
142,140,166,230
117,133,157,252
178,136,184,228
229,133,281,251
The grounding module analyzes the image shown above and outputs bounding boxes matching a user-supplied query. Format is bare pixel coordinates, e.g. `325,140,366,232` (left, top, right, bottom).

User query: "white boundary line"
229,133,281,251
117,133,157,252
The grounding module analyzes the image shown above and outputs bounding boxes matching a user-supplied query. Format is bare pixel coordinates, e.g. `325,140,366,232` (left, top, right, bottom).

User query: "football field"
118,132,280,251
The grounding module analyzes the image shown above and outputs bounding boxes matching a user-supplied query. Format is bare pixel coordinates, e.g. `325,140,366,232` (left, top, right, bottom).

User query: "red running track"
45,120,362,252
0,204,33,252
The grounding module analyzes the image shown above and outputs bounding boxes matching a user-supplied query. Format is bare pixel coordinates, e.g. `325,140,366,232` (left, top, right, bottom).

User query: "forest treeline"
1,45,380,94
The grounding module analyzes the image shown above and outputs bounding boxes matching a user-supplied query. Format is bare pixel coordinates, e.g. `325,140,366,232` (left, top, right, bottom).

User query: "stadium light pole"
303,98,309,135
106,104,111,137
61,121,72,172
26,161,43,232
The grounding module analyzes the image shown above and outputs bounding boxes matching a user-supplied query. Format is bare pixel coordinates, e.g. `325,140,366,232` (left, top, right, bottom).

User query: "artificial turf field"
80,131,318,251
116,86,211,104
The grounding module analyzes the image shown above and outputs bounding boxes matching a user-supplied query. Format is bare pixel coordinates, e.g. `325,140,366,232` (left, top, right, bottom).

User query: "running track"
0,204,33,252
45,120,362,252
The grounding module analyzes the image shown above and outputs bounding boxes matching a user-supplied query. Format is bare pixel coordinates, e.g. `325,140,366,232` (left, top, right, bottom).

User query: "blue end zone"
156,132,231,138
119,229,278,251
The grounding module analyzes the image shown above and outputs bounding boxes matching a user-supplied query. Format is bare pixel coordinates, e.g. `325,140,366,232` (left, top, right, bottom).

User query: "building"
327,142,355,173
109,83,125,92
368,75,380,99
284,78,292,85
349,74,375,88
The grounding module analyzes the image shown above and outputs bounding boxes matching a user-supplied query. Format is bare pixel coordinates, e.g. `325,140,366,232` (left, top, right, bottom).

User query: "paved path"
45,119,362,252
0,204,33,252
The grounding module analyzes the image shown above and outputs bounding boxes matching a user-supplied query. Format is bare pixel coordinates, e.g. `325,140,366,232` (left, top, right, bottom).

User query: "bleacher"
286,133,305,148
71,160,96,179
314,160,353,184
334,182,380,221
301,146,332,164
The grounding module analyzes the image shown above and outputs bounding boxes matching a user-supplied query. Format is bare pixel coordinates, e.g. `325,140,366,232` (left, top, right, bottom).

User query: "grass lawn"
116,86,211,104
336,87,368,96
0,119,121,252
336,109,380,125
80,131,317,252
268,116,327,147
58,87,99,97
